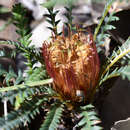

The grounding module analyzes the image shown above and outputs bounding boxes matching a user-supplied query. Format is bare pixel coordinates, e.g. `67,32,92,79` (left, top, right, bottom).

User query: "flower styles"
42,31,100,102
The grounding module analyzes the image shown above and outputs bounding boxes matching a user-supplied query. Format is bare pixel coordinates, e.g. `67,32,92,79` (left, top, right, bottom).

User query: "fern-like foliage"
5,84,50,101
42,4,60,36
25,67,48,82
6,40,43,65
94,0,120,55
121,66,130,80
96,11,119,46
0,1,129,130
0,78,53,92
93,37,130,99
12,4,44,74
99,67,122,86
78,104,102,130
102,37,130,76
94,0,115,41
42,0,77,35
40,102,64,130
0,96,47,130
0,79,54,110
98,37,130,86
12,4,30,46
0,65,18,87
64,2,74,30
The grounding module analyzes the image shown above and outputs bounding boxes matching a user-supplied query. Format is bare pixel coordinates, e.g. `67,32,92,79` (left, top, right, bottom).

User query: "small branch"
102,49,130,76
94,0,114,41
99,73,120,86
0,78,53,92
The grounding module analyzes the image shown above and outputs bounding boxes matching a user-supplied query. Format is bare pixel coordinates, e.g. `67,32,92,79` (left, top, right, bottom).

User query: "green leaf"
78,104,102,130
44,14,53,19
55,20,60,26
94,0,115,41
47,26,54,31
109,16,119,21
12,3,36,73
0,96,46,130
40,103,63,130
102,37,130,76
46,19,54,25
0,78,53,92
26,67,47,82
15,70,24,85
121,65,130,80
5,66,17,86
53,10,59,17
104,24,116,31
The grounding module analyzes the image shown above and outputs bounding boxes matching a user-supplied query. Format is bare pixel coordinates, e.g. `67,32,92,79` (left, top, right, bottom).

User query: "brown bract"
42,31,100,102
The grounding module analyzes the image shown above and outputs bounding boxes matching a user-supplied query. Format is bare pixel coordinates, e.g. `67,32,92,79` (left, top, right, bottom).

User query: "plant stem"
0,78,53,92
102,49,130,76
94,0,114,41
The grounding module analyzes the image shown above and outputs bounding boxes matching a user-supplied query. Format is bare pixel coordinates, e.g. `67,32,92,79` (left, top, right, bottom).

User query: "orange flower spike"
42,30,100,103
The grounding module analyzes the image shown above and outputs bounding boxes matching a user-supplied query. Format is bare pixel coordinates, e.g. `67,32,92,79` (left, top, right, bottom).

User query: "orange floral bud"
42,31,100,102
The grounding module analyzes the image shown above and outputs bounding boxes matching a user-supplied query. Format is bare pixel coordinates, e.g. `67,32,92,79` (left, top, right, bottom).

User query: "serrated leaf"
121,66,130,80
53,10,59,17
46,19,53,25
91,126,103,130
101,37,130,77
78,104,101,130
40,103,63,130
15,70,24,85
81,104,95,110
0,78,53,92
110,16,119,21
47,26,53,31
55,20,60,26
0,96,46,130
94,0,115,40
44,14,52,19
104,25,116,31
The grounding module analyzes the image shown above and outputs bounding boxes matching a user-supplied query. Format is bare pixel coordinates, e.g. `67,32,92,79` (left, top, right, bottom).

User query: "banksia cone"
42,31,100,102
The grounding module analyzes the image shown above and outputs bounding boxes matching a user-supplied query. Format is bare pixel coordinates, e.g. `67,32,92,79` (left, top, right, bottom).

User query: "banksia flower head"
42,30,100,103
